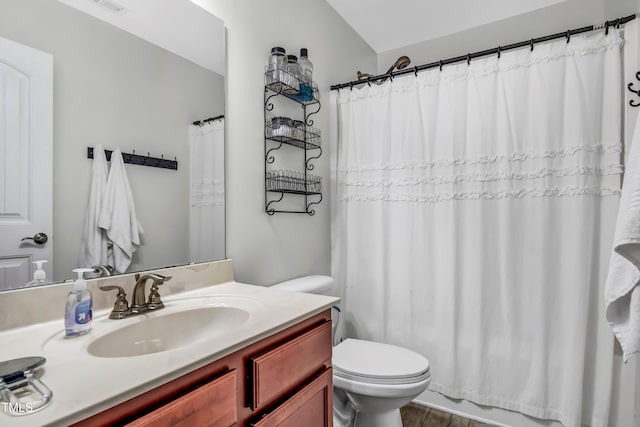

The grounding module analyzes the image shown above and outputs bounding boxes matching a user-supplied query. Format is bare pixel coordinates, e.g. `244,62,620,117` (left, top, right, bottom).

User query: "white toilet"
272,276,431,427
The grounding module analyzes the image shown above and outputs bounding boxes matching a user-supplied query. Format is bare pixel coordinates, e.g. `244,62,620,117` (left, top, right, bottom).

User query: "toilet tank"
271,275,334,294
271,275,343,345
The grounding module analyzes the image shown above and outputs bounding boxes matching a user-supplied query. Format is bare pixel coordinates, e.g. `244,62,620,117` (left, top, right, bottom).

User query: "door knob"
21,233,48,245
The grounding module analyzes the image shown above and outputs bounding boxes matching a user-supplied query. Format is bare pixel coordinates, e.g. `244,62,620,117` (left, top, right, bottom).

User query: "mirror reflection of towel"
79,144,108,268
98,148,143,273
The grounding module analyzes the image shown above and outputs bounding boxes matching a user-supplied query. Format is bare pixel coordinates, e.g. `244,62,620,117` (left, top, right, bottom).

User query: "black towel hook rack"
87,147,178,170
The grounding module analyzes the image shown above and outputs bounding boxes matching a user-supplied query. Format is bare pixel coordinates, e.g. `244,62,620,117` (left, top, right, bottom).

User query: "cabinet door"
250,321,332,409
250,367,332,427
126,370,237,427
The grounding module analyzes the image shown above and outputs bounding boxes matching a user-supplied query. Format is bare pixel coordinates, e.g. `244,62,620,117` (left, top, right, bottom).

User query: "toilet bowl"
272,276,431,427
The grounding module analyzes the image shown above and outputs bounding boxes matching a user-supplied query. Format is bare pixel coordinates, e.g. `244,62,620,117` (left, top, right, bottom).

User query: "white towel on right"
98,148,143,274
605,113,640,362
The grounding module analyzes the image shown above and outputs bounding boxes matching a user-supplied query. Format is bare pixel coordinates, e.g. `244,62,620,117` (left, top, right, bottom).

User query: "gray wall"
378,0,637,72
0,0,224,281
198,0,377,286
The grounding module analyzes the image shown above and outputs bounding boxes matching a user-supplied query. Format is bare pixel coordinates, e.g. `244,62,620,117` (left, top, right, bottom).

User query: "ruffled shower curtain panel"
332,31,623,426
189,119,225,262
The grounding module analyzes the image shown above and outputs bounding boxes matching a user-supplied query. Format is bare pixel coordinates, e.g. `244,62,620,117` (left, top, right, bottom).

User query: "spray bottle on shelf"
65,268,94,337
24,260,52,288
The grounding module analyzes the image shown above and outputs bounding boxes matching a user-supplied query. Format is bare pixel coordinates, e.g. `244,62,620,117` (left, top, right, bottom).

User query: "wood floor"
400,403,491,427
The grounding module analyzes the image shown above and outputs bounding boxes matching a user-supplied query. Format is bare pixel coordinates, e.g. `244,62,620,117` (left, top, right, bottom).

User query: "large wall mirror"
0,0,225,290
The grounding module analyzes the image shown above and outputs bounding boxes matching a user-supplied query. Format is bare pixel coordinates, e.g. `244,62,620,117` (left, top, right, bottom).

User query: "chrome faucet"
99,273,172,319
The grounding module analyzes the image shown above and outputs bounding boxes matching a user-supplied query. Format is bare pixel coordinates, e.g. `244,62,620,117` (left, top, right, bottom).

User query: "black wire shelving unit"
264,68,322,215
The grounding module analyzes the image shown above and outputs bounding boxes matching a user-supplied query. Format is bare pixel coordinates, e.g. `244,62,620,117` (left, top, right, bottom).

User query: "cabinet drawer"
126,370,237,427
250,367,333,427
250,321,332,409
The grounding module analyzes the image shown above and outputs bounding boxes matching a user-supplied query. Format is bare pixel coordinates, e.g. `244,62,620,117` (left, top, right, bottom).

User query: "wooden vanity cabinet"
72,310,332,427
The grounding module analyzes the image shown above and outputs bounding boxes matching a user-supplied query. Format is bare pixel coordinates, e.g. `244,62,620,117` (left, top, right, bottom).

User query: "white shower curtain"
332,30,623,427
189,119,225,262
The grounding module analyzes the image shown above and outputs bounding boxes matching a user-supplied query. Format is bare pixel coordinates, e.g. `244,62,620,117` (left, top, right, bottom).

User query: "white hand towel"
78,144,108,268
98,148,143,274
605,113,640,362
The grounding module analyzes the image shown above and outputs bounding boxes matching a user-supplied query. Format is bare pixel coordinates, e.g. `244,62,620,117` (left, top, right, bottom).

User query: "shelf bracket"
305,146,322,171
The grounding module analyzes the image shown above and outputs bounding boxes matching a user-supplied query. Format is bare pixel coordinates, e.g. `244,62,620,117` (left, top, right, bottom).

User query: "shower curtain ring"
439,60,443,71
415,66,419,76
349,82,353,91
566,30,571,43
497,46,501,59
530,38,535,51
605,21,610,35
367,76,371,87
616,18,621,29
467,54,471,65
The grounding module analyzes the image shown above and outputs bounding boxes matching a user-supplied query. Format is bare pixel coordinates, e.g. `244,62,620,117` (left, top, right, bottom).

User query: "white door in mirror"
0,36,53,290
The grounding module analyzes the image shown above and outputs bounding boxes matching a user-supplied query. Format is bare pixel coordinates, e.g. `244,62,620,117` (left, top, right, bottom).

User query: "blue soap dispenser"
65,268,94,337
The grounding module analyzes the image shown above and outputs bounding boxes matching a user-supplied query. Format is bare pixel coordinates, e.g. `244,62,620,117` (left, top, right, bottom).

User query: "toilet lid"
333,339,430,385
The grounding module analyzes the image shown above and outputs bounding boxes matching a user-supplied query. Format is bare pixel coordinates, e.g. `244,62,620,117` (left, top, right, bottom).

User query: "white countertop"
0,282,339,426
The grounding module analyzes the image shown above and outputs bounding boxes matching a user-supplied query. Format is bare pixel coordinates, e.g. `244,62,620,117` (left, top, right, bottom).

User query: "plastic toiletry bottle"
23,260,52,288
286,55,301,91
298,48,314,102
299,48,314,84
65,268,94,337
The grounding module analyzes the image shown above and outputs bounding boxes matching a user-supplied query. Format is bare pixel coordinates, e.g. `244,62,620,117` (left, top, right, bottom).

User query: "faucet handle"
99,285,130,319
147,276,171,310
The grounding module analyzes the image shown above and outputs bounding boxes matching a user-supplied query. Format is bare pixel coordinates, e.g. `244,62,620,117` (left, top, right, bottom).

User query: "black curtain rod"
331,14,636,91
193,114,224,126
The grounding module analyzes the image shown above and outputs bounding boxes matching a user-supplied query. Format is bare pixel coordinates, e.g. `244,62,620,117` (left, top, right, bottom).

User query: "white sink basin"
42,295,265,359
87,306,250,358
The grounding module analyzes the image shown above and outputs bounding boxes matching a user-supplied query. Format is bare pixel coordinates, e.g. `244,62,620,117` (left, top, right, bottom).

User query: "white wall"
193,0,377,286
376,1,639,426
378,0,636,73
0,0,224,282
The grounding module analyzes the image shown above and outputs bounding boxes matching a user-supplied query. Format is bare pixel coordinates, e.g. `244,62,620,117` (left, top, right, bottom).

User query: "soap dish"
0,356,52,415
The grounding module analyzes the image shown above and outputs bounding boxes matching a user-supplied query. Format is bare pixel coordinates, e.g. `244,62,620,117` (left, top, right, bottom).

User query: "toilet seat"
333,339,430,385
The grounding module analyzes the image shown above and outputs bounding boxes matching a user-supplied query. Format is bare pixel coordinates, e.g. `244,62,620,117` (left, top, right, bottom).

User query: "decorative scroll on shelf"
628,71,640,107
87,147,178,170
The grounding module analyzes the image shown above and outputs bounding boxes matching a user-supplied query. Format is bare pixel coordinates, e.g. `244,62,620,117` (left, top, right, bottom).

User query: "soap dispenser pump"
24,260,52,288
65,268,94,337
